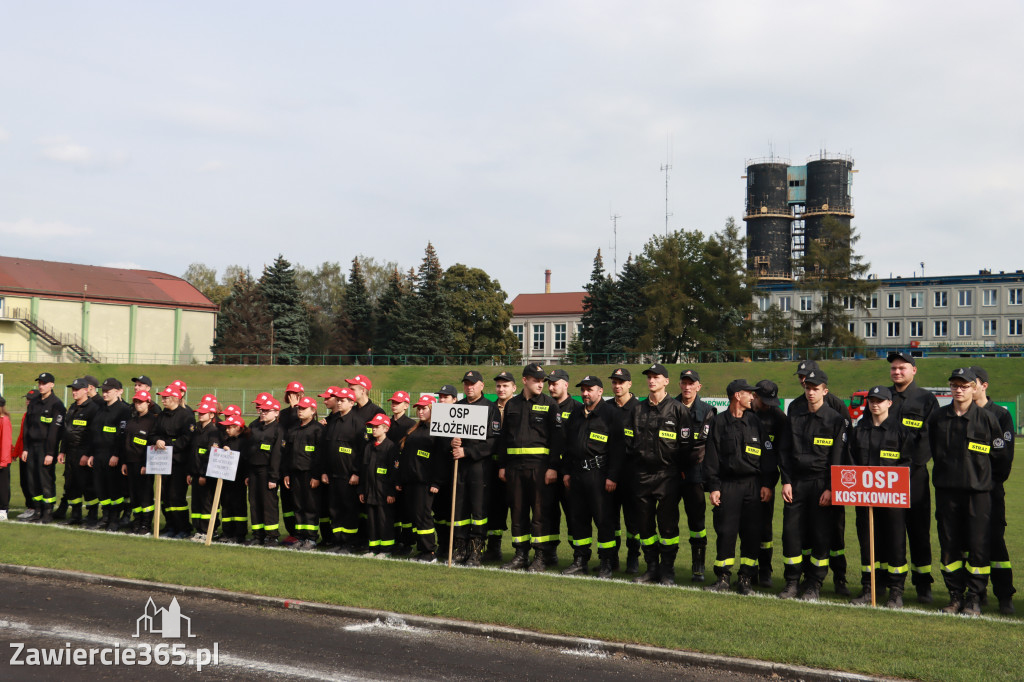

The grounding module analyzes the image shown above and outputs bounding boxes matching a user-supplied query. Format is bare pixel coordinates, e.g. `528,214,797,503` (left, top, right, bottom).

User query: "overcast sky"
2,2,1021,300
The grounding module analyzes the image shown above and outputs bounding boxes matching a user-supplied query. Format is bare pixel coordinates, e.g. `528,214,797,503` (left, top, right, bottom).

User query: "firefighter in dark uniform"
970,366,1016,614
561,375,625,578
247,395,284,546
22,372,66,523
752,379,788,587
283,396,324,551
278,380,305,540
674,368,717,583
548,368,582,560
318,387,361,551
704,379,772,595
188,398,222,539
788,360,851,596
778,369,845,601
59,378,99,527
153,384,196,538
930,367,1008,616
91,378,131,532
609,367,641,573
887,350,939,603
121,390,157,534
847,386,912,608
498,364,564,572
359,413,399,555
483,371,516,562
624,363,695,585
452,370,500,567
386,390,416,555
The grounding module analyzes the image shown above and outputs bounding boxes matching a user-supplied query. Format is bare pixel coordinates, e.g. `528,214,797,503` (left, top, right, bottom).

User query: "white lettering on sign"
205,447,241,482
429,403,489,441
146,446,173,476
830,465,910,508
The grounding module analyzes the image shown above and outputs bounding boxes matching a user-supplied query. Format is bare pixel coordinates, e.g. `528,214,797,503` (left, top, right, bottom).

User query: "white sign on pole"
146,446,173,476
206,447,240,481
429,403,489,440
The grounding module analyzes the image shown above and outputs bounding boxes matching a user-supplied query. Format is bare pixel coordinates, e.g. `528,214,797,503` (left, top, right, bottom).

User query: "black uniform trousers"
431,478,452,551
486,456,508,542
633,473,681,561
990,481,1016,600
279,483,297,536
191,479,215,534
759,490,776,577
366,502,395,551
0,464,10,510
18,458,32,509
907,465,934,588
247,466,280,539
289,470,319,540
25,443,56,510
681,462,708,549
124,462,154,528
161,464,190,534
781,477,831,584
327,476,361,547
220,478,249,540
65,457,93,510
319,485,334,544
506,459,560,552
935,488,991,598
92,454,124,516
612,475,641,550
453,457,490,541
855,506,908,591
712,477,761,579
406,483,437,554
567,467,616,560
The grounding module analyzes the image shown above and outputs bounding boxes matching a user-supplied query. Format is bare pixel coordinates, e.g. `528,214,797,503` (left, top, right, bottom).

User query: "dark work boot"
941,592,964,614
482,536,503,563
562,555,589,576
502,548,530,571
527,551,549,573
961,594,981,617
999,598,1016,615
52,496,68,521
105,504,122,532
66,505,83,526
465,538,483,567
691,543,706,583
885,588,904,609
758,545,773,587
633,550,660,584
596,556,614,579
778,580,800,599
625,538,641,575
737,574,754,596
659,550,677,585
40,505,54,524
83,506,99,529
834,575,851,597
851,586,877,606
800,581,822,601
705,574,731,592
452,538,468,564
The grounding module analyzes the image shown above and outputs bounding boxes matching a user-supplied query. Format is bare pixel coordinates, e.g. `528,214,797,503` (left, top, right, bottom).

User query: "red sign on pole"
830,465,911,508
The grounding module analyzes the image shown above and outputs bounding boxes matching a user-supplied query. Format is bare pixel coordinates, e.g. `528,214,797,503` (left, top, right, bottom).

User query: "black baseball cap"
462,370,483,384
803,369,829,386
949,367,977,383
23,389,37,400
609,367,631,381
866,385,893,401
642,363,669,378
101,377,123,391
795,360,819,377
522,363,546,380
494,371,516,383
438,384,458,397
753,380,780,408
83,375,99,388
970,366,988,383
68,378,89,390
887,351,916,366
679,369,701,382
131,375,154,387
726,379,756,397
576,375,603,388
546,369,570,383
35,372,55,384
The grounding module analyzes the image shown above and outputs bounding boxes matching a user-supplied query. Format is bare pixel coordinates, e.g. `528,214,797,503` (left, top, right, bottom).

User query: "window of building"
958,290,972,307
532,324,545,351
842,295,855,311
864,321,877,338
909,291,923,309
0,342,4,361
554,323,567,351
983,319,998,337
909,321,924,338
887,292,901,309
847,322,856,334
868,293,879,309
799,295,813,312
934,291,948,308
758,296,770,312
575,323,583,338
957,319,973,337
887,321,901,337
982,289,998,307
934,320,947,338
512,324,524,346
1010,288,1023,306
1009,319,1023,336
779,296,791,312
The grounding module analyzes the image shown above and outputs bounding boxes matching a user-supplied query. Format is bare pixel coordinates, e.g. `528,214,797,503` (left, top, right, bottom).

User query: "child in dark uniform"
359,413,398,557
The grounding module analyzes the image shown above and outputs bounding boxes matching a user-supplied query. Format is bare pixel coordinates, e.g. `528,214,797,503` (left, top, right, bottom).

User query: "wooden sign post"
145,446,173,539
204,447,241,546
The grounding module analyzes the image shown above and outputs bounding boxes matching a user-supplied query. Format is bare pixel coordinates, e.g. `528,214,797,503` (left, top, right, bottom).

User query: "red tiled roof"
0,256,218,311
511,292,585,316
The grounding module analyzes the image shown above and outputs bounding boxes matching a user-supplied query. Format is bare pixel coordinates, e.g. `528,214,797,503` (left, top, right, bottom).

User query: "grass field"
2,357,1023,679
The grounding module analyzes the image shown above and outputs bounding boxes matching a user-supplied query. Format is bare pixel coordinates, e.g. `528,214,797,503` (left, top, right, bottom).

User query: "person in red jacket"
0,397,12,521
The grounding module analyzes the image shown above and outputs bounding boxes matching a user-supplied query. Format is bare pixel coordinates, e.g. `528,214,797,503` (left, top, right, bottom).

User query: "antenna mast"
610,211,620,276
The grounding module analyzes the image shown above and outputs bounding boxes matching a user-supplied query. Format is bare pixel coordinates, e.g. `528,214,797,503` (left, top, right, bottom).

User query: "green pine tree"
258,255,309,364
372,268,410,358
579,249,615,359
211,269,272,363
399,242,454,360
338,257,375,357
